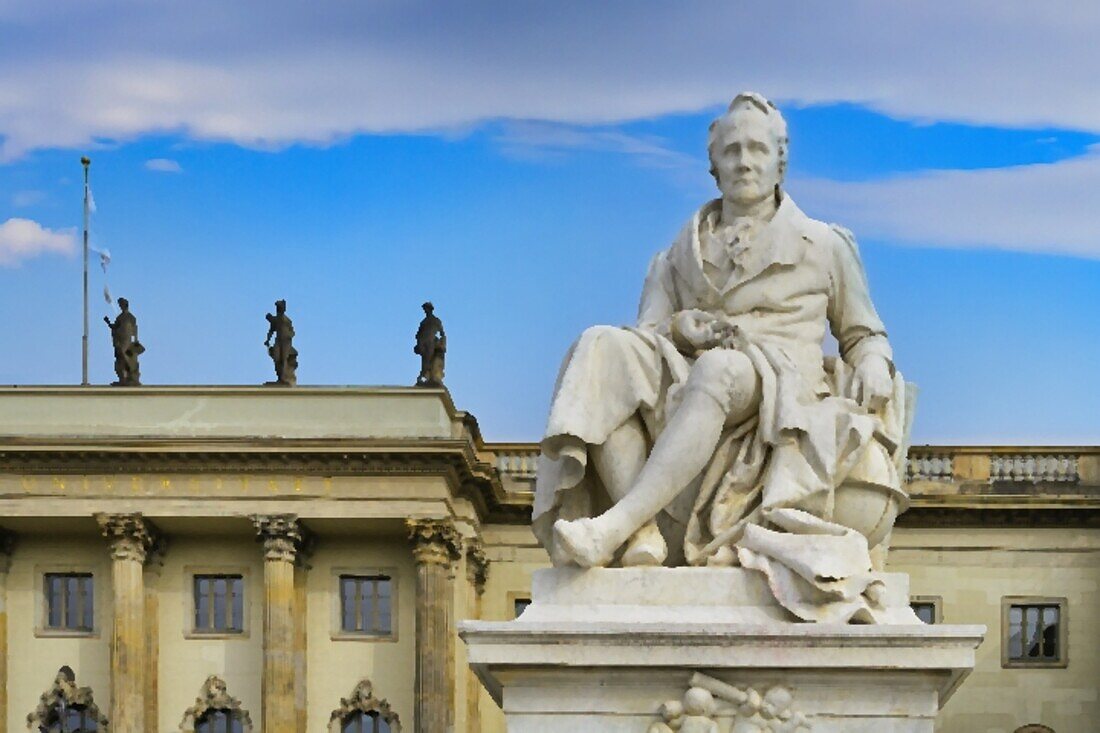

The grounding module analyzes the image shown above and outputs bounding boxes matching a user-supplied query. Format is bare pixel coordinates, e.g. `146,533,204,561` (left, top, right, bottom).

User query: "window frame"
35,565,102,639
910,595,943,624
331,567,398,642
192,573,246,635
1001,596,1068,669
184,566,252,640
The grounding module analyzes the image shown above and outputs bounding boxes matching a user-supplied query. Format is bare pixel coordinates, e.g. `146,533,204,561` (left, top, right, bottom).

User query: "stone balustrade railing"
488,444,1096,488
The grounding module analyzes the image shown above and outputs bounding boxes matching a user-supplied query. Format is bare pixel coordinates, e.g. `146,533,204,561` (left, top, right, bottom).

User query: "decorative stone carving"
104,297,144,386
179,675,253,732
264,299,298,386
327,679,402,732
653,674,811,732
413,301,446,387
27,666,109,732
465,537,489,592
96,513,160,562
406,518,462,566
991,454,1079,483
251,514,309,562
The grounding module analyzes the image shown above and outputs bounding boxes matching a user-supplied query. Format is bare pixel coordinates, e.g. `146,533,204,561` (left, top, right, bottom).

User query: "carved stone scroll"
652,673,812,732
327,678,402,732
27,666,109,732
179,675,253,732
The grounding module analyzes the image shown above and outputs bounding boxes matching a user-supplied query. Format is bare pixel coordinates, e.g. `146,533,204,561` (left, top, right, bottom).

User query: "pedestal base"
460,568,984,732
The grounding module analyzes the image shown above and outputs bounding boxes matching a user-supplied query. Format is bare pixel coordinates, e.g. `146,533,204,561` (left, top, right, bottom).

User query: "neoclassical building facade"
0,386,1096,732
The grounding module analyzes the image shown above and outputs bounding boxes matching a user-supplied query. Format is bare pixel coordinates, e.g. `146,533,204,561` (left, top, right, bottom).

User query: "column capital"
465,537,489,593
252,514,312,563
0,528,16,574
406,518,462,566
96,513,160,563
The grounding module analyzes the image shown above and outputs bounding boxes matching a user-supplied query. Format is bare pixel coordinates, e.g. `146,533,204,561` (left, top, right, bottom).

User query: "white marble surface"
460,568,985,732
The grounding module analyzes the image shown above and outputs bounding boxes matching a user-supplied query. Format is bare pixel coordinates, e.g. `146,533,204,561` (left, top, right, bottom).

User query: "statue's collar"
672,194,811,293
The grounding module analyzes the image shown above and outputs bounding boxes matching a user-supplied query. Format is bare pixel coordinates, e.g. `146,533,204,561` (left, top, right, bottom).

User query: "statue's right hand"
671,310,721,352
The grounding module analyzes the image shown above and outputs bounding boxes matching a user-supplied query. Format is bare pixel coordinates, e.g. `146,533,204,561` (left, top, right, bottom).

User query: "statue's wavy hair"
707,92,789,188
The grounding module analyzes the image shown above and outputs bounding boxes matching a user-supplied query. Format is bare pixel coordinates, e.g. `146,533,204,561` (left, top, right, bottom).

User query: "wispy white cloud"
144,157,182,173
790,146,1100,259
1,3,1100,159
494,122,699,171
0,218,76,266
12,190,45,207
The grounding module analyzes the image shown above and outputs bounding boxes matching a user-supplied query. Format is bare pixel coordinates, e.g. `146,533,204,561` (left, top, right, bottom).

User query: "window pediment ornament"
328,679,402,732
179,676,253,733
27,666,109,732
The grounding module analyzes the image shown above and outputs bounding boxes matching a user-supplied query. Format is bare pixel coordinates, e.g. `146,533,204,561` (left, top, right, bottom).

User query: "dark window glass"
193,575,244,633
44,704,95,731
514,598,531,619
1007,603,1063,663
339,575,393,635
195,709,244,733
911,601,937,624
44,573,94,632
340,711,386,733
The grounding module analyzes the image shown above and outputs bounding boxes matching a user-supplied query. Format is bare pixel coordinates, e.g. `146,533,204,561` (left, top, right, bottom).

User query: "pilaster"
97,513,160,733
252,514,311,733
464,537,489,733
0,529,15,732
144,538,167,733
407,518,461,733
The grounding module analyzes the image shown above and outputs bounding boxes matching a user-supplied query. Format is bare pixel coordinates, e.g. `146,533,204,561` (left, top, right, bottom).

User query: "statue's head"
422,301,434,314
117,297,129,311
275,299,286,313
707,92,788,207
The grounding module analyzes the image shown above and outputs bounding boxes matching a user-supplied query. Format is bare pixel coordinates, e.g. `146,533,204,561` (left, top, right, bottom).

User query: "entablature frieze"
0,438,531,524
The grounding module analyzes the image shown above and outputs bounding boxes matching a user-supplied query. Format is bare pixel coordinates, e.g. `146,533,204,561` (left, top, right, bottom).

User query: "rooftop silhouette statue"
103,297,144,386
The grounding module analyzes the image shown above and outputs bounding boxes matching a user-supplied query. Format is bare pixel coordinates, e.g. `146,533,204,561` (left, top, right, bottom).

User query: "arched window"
180,676,253,733
27,666,109,733
1015,726,1055,733
329,680,402,733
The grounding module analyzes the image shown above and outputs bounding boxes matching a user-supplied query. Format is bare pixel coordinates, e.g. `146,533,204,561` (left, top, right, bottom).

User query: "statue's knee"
686,349,755,402
577,325,633,356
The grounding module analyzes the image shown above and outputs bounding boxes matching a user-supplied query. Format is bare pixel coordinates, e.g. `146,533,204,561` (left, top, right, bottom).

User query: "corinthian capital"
96,513,160,563
406,518,462,566
251,514,311,563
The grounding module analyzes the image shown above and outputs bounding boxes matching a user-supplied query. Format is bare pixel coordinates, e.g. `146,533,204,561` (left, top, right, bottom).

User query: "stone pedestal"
461,568,984,732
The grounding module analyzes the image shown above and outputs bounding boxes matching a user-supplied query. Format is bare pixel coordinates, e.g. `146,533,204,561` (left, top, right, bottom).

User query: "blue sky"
1,2,1098,444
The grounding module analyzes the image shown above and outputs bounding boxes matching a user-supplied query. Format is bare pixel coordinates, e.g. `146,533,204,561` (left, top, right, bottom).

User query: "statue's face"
710,105,783,207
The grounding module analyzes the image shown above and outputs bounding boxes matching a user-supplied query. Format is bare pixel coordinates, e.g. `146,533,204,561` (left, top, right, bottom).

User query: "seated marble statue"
533,92,913,623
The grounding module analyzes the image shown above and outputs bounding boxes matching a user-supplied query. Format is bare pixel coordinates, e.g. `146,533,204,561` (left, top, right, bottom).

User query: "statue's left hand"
851,355,893,412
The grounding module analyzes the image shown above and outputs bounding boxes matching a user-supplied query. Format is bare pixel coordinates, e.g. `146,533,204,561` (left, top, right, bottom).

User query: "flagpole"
81,156,90,386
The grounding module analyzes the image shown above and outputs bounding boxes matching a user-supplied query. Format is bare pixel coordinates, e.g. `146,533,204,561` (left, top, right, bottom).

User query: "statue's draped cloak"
533,197,911,620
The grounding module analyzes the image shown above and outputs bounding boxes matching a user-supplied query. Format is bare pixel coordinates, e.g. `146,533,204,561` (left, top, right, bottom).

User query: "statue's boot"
621,521,667,566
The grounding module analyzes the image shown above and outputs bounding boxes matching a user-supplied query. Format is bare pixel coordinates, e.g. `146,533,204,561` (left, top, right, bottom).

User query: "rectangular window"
910,595,942,624
44,573,94,632
1004,598,1067,668
340,575,392,635
193,574,244,633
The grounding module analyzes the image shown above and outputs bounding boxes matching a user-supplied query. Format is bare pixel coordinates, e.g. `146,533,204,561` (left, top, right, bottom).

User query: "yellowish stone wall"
891,526,1100,733
6,534,113,733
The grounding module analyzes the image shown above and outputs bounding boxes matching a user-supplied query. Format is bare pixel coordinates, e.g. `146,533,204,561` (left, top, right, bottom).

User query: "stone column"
0,529,16,731
293,534,314,733
407,518,462,733
464,539,489,733
252,514,308,733
98,513,160,733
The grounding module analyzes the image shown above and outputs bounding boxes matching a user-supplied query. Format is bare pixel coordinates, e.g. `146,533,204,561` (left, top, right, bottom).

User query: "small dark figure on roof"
414,301,446,387
103,297,144,386
264,299,298,386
